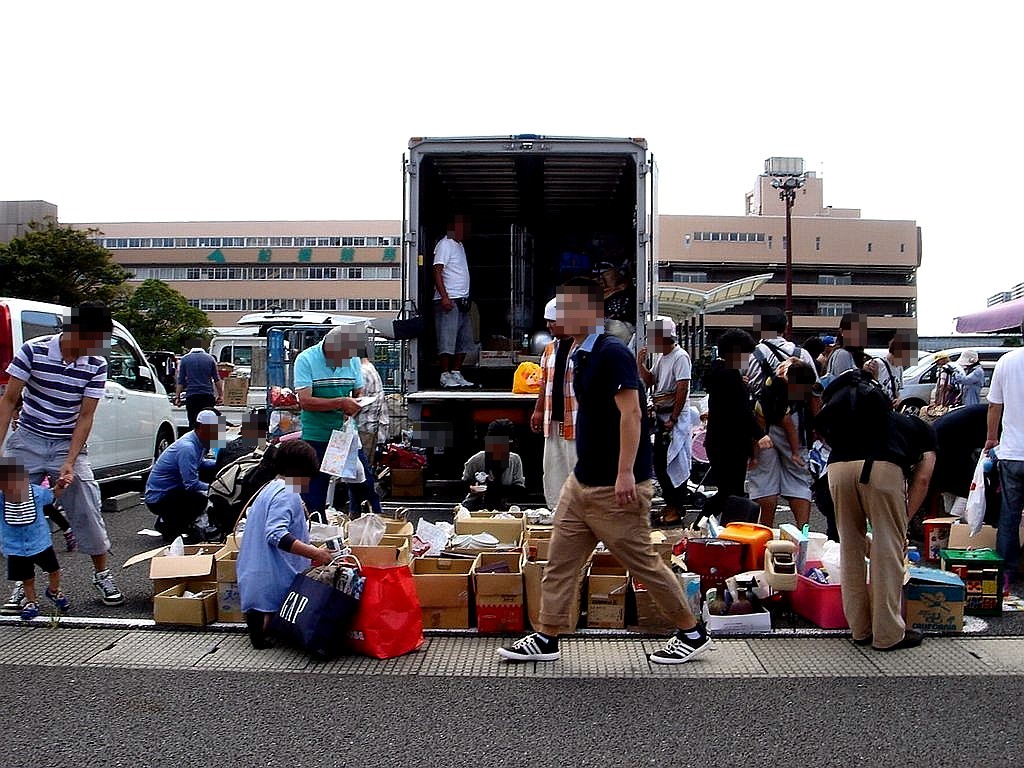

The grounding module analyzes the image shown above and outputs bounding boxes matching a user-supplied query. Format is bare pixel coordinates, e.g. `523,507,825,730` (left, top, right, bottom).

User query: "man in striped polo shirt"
0,301,124,608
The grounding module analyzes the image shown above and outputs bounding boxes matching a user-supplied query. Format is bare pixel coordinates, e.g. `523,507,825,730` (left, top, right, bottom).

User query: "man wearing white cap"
144,409,222,541
638,318,691,525
530,297,578,509
954,349,985,406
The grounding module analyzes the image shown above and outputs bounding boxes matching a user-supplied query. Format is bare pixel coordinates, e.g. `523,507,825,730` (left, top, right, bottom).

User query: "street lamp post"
767,158,806,337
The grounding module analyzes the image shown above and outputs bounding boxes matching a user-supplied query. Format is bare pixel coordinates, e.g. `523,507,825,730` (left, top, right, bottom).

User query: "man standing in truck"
433,214,474,388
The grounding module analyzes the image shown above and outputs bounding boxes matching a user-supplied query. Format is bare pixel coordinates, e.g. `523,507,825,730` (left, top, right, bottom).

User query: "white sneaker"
451,371,475,387
440,371,458,388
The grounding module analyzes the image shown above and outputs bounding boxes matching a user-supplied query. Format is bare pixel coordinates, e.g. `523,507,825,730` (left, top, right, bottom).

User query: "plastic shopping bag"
348,561,424,659
965,453,987,535
512,362,543,394
321,421,364,482
348,513,386,546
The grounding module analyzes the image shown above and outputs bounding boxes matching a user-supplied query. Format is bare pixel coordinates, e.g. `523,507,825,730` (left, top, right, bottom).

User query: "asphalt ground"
8,477,1024,636
2,663,1023,768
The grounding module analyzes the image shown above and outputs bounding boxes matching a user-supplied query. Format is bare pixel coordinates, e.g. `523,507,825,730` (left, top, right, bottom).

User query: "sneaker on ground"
45,588,71,612
451,371,475,387
93,570,125,606
64,530,78,553
440,371,458,388
497,632,561,662
20,602,40,621
2,583,26,616
649,627,713,665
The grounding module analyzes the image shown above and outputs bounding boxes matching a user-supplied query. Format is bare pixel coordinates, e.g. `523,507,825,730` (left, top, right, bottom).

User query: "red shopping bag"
348,563,424,659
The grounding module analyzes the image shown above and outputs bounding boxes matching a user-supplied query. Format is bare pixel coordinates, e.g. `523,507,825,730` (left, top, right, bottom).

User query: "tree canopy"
113,279,211,352
0,218,130,305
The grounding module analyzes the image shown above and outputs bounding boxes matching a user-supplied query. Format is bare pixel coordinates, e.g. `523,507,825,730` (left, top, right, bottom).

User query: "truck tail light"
0,303,13,387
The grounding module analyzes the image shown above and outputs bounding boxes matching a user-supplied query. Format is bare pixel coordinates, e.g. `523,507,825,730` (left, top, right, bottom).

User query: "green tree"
0,218,130,305
113,279,211,352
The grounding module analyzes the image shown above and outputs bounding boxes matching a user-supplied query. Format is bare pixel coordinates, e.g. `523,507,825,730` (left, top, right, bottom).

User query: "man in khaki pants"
499,280,712,665
828,408,936,650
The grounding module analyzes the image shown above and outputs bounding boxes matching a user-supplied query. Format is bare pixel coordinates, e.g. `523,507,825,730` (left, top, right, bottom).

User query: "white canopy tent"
657,273,775,320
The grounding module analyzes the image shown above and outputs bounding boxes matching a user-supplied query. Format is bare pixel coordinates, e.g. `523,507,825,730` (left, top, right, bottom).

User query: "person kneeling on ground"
236,439,335,649
0,458,72,621
461,419,527,511
144,410,222,542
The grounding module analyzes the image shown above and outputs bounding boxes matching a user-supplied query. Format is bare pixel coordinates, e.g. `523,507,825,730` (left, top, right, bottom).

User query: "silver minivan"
898,346,1012,414
1,297,177,482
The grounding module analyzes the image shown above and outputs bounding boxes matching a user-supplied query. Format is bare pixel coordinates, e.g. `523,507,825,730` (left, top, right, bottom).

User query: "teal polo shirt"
293,343,364,443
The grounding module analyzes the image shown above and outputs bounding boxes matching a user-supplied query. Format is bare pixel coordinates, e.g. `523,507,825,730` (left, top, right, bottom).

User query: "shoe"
92,570,125,606
2,583,26,616
45,588,71,612
650,626,713,665
20,602,40,621
64,530,78,553
440,372,458,388
874,630,924,652
852,634,873,647
497,632,561,662
451,371,475,388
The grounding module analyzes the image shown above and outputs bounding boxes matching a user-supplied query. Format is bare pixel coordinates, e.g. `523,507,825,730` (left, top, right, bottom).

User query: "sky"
2,2,1021,334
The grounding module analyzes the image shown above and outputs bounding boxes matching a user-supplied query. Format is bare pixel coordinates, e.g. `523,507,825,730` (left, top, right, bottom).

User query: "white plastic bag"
820,540,842,584
965,453,987,535
348,513,386,546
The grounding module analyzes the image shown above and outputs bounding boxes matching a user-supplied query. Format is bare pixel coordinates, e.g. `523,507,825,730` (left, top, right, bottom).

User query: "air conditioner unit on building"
765,157,805,177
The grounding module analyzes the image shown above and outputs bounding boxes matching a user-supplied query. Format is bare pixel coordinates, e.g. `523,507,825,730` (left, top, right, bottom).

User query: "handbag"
348,559,424,659
392,300,424,340
270,557,364,660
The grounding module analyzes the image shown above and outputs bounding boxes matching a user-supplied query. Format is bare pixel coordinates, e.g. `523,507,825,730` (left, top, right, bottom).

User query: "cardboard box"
479,350,515,368
905,567,965,633
153,581,219,626
349,542,412,567
948,523,998,552
940,548,1004,615
586,552,629,629
217,581,245,623
123,544,219,596
411,558,473,629
390,467,425,498
650,530,675,564
523,559,583,633
450,518,523,555
382,520,415,539
472,552,524,633
922,517,959,562
215,546,239,583
629,570,702,632
221,376,250,407
701,603,773,634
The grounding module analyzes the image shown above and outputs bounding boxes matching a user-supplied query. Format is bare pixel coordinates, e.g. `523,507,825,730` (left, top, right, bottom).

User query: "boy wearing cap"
144,410,222,541
637,318,691,525
531,297,578,509
0,301,124,608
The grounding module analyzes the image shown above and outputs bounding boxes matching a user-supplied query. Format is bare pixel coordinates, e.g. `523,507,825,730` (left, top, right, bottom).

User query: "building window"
867,242,872,252
815,236,821,251
767,236,772,250
900,243,905,253
672,271,708,283
818,274,852,286
817,301,853,317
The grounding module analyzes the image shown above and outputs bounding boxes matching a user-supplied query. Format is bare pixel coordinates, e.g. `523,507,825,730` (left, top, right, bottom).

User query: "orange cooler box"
718,523,775,571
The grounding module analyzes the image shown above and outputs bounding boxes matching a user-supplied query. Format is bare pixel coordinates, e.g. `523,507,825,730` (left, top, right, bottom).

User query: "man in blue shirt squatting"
499,279,713,665
144,409,222,542
293,326,364,514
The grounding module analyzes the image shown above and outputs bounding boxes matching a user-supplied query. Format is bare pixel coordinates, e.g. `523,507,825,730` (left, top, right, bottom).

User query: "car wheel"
899,400,925,417
154,427,174,460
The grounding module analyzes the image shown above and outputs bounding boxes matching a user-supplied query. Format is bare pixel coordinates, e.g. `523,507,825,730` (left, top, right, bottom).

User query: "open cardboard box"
472,552,524,633
411,558,473,629
948,522,998,552
587,552,629,629
701,603,772,634
154,581,219,626
215,546,239,583
123,544,219,596
349,542,412,567
450,518,523,555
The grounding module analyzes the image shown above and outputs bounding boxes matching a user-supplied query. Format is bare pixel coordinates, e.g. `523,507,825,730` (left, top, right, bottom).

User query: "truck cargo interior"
415,152,639,384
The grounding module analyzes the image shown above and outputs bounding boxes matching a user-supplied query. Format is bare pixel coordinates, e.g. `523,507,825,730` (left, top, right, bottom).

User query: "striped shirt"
539,338,578,441
6,335,108,439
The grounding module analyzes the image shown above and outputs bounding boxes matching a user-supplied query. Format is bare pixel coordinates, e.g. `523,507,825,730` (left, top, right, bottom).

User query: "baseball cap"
196,410,220,426
544,298,557,322
822,335,837,346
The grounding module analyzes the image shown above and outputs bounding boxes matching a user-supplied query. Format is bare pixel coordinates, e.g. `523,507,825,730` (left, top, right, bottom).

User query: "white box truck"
399,135,659,490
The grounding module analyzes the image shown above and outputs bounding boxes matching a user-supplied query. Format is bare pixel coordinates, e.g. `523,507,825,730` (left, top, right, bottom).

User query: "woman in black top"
702,329,762,518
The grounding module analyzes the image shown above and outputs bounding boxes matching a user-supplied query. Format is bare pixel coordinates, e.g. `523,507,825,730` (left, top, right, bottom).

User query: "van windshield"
21,311,63,342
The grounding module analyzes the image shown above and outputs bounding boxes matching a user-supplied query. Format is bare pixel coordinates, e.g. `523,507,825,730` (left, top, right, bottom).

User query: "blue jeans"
302,440,332,514
997,459,1024,571
347,448,383,516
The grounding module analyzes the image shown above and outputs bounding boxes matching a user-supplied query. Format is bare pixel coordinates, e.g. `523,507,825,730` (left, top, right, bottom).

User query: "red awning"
955,297,1024,333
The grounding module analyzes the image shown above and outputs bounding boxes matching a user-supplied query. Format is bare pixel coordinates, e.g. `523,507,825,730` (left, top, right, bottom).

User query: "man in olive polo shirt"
294,326,364,513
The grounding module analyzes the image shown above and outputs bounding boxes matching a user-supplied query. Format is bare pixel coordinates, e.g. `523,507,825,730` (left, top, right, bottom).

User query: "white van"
1,297,177,482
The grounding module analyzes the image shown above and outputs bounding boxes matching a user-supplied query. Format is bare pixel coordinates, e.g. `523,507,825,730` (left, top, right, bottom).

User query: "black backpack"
816,368,893,459
752,341,799,428
208,446,278,533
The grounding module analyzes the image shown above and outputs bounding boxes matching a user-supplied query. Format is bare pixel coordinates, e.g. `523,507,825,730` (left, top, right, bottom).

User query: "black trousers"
185,393,217,431
147,487,209,541
703,443,750,519
653,427,690,509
